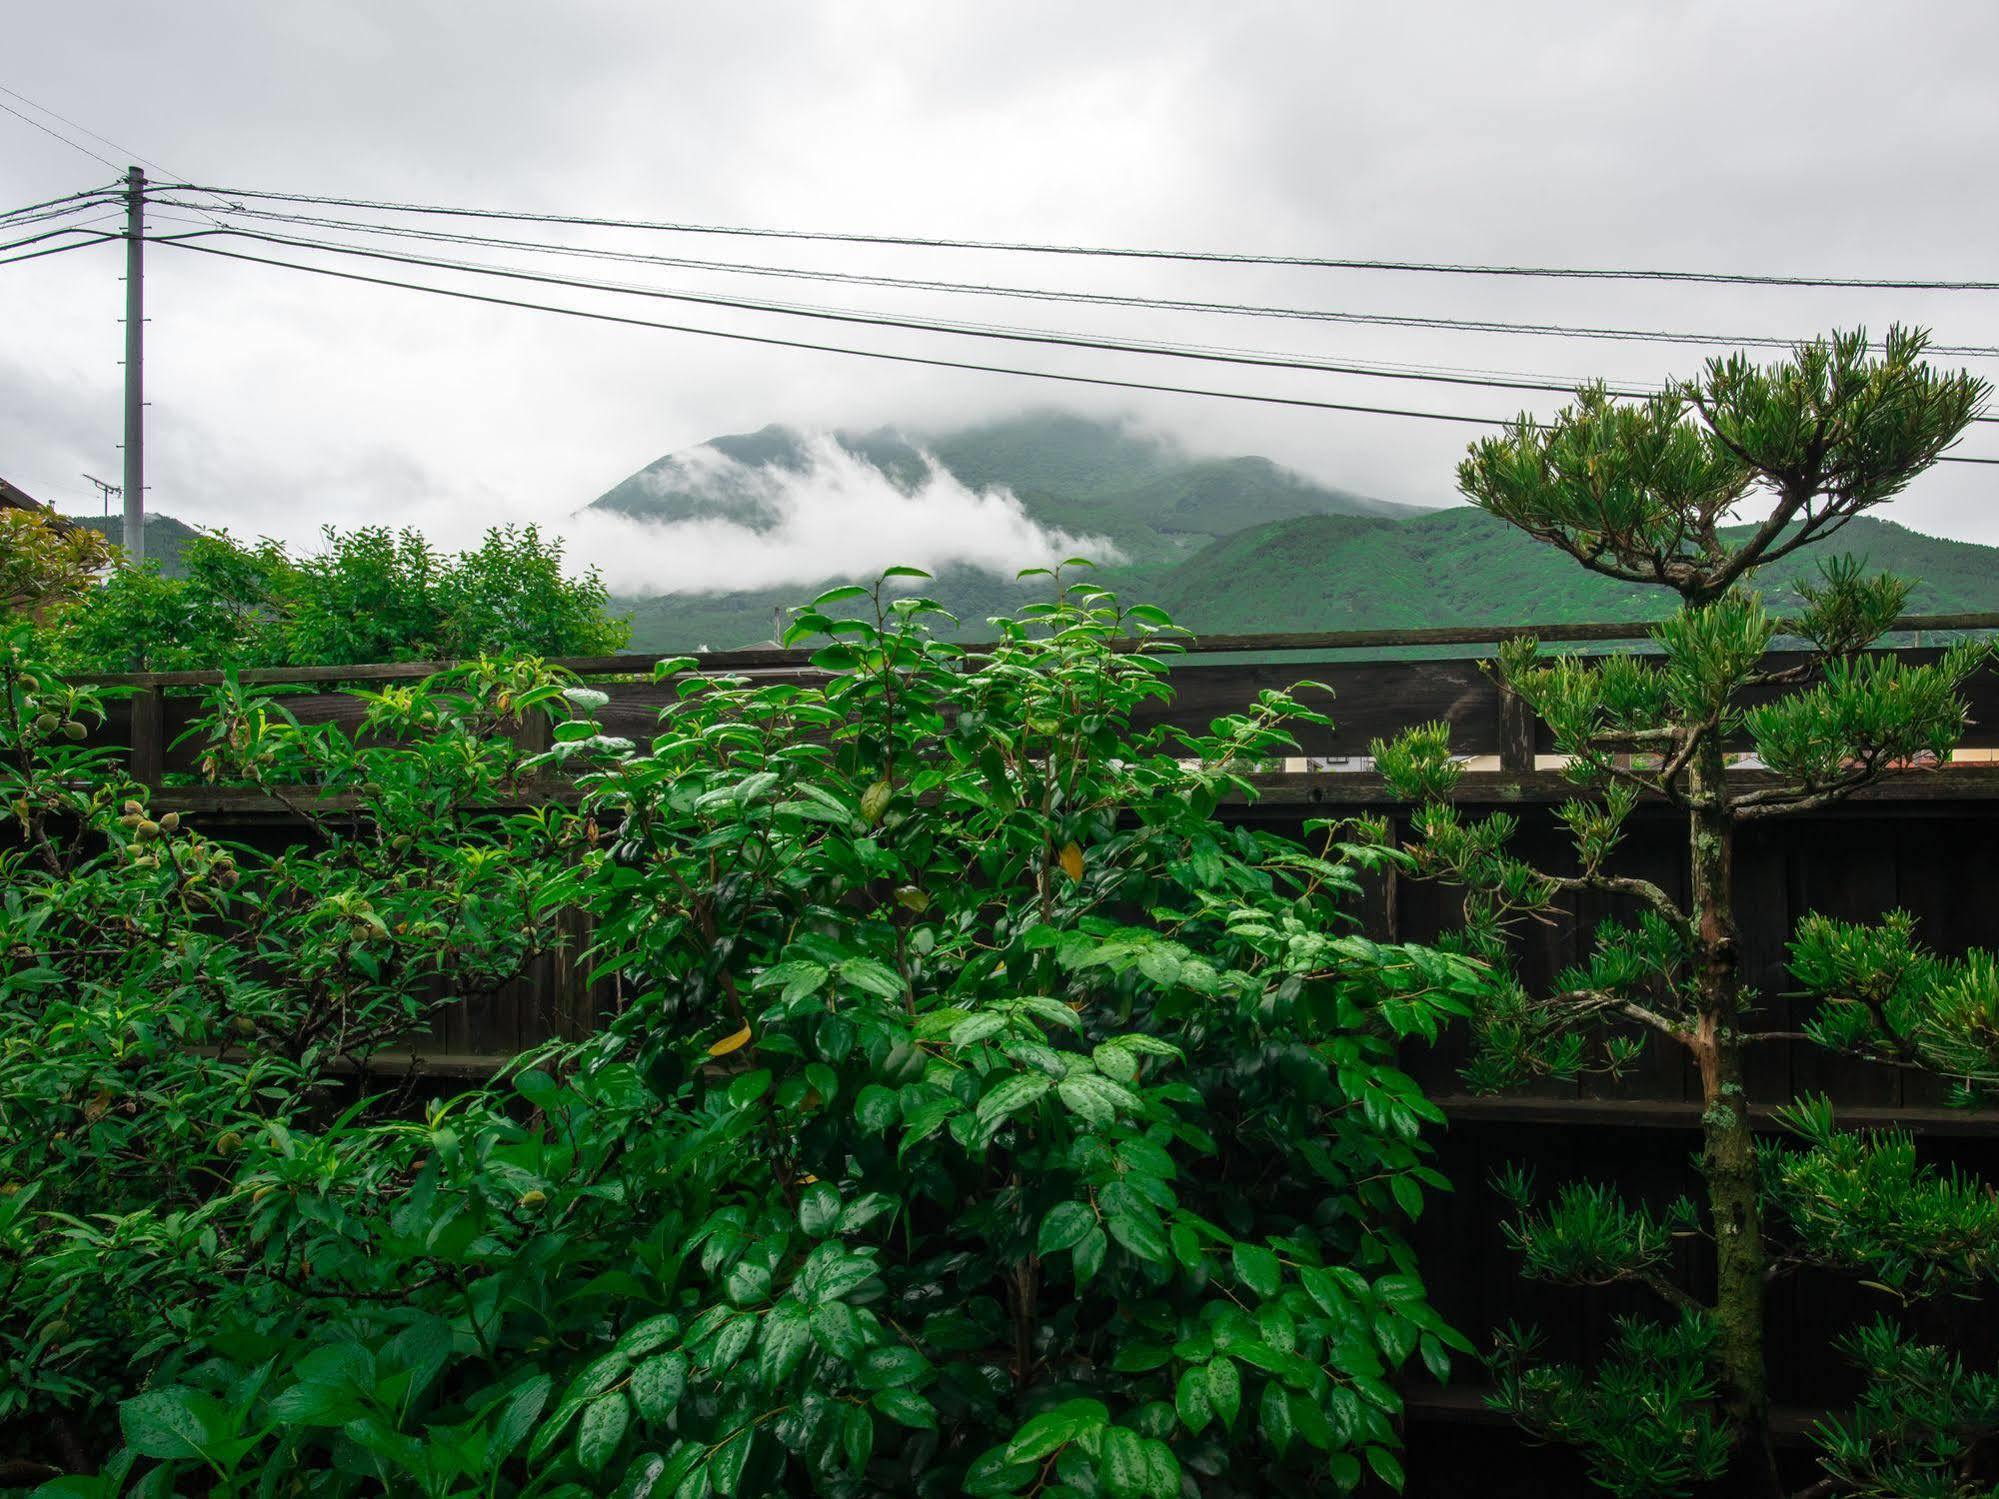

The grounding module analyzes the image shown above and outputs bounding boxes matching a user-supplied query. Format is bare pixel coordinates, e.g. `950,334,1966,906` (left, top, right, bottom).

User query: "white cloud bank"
556,433,1118,596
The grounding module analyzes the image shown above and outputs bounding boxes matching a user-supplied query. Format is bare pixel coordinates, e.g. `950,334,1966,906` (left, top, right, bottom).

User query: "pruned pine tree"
1371,328,1999,1497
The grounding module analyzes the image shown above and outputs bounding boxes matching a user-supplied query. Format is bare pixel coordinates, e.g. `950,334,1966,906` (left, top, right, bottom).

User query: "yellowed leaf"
708,1024,752,1057
861,779,893,825
1059,842,1085,882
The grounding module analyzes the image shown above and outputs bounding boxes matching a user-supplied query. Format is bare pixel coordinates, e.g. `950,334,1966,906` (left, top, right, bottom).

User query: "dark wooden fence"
80,613,1999,1434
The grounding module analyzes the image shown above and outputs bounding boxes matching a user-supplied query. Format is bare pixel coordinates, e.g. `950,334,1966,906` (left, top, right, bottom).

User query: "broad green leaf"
870,1387,937,1429
1099,1426,1147,1498
616,1452,668,1499
858,1345,929,1390
710,1428,753,1495
977,1071,1053,1128
1037,1201,1095,1256
629,1352,688,1422
834,1191,896,1234
617,1315,681,1359
1259,1381,1293,1457
1106,1209,1168,1264
1005,1398,1109,1463
853,1084,899,1133
758,1301,812,1385
1175,1365,1213,1435
577,1393,631,1476
119,1389,217,1460
798,1182,842,1237
1204,1358,1241,1429
1073,1225,1108,1286
491,1374,552,1462
1366,1444,1406,1491
1232,1242,1282,1299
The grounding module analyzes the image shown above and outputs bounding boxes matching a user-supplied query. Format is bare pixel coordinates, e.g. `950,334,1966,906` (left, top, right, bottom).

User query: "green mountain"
586,411,1419,570
1145,507,1999,634
595,410,1999,649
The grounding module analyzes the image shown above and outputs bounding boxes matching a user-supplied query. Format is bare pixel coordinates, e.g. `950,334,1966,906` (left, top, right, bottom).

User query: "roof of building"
0,476,77,533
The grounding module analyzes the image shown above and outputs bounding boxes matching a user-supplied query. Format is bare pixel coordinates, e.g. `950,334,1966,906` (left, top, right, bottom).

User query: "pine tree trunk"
1686,741,1780,1494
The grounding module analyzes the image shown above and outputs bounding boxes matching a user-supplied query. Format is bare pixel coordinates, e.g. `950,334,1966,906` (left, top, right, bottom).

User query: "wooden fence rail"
78,610,1999,790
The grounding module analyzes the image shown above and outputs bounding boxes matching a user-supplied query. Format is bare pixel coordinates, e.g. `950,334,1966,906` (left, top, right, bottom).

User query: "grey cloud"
3,0,1994,559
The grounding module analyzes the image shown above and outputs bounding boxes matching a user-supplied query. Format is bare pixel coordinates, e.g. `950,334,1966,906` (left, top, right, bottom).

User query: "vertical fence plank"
128,686,165,789
1497,685,1536,773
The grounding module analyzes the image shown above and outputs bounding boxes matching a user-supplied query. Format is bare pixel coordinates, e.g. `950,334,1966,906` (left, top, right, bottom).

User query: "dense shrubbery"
31,523,628,672
1,575,1482,1495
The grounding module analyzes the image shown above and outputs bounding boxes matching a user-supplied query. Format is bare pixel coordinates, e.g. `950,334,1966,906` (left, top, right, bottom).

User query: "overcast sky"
4,2,1997,592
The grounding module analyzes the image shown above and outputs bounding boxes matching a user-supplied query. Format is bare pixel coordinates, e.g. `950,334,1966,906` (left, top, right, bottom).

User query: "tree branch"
1549,871,1691,936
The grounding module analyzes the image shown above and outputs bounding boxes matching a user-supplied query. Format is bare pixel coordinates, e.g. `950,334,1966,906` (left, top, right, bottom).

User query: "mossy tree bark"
1686,739,1779,1494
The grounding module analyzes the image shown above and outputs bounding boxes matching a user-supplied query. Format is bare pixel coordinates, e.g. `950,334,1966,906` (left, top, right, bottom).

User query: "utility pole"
121,166,145,562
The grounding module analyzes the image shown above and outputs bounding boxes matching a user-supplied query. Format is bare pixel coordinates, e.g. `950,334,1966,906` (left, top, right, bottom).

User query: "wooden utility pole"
121,166,145,562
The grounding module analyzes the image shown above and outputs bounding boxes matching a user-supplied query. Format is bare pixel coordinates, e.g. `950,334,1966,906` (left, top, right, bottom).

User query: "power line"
145,235,1999,465
0,83,175,177
0,98,123,171
0,232,120,267
143,223,1678,401
172,181,1999,291
142,223,1999,423
160,199,1999,362
0,216,124,257
152,236,1511,427
0,85,236,228
0,183,123,225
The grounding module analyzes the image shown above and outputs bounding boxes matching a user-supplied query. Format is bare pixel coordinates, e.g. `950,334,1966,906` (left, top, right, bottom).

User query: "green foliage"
1489,1314,1733,1499
1377,330,1999,1495
0,623,583,1462
1460,326,1988,603
2,578,1482,1495
1495,1167,1699,1294
1764,1099,1999,1298
47,523,628,672
1811,1319,1999,1499
1790,911,1999,1098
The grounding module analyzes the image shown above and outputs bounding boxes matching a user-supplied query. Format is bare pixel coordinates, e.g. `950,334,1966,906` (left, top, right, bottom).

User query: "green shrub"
46,523,628,672
2,575,1481,1495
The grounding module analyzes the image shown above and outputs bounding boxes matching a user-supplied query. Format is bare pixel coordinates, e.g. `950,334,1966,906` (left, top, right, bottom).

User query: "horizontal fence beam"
137,765,1999,819
299,1051,1999,1138
78,611,1999,690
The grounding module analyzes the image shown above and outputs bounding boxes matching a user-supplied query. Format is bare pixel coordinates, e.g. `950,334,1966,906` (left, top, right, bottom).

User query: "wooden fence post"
1497,683,1535,774
129,685,165,789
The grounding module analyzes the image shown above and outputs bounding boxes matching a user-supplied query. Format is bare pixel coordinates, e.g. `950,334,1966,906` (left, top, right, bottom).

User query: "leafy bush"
2,576,1481,1495
45,523,628,672
0,624,585,1471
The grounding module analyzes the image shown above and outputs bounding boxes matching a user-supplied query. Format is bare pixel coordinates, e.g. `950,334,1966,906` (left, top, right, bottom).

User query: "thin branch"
1549,870,1691,936
1544,987,1692,1045
1638,1269,1706,1313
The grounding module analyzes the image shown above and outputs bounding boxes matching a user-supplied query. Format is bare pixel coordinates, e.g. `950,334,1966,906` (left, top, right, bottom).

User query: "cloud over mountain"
561,429,1114,596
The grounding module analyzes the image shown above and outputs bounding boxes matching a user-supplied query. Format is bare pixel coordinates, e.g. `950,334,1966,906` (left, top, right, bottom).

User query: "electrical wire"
151,236,1515,426
0,184,122,226
168,182,1999,291
0,99,123,171
0,233,120,267
143,222,1999,423
144,222,1693,402
0,216,123,256
143,234,1999,464
160,198,1999,363
0,83,239,229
